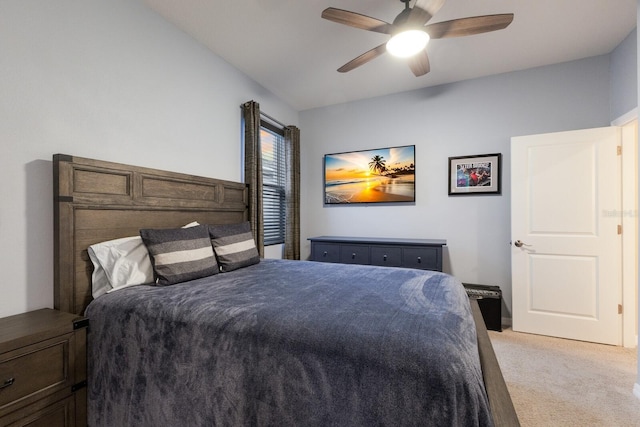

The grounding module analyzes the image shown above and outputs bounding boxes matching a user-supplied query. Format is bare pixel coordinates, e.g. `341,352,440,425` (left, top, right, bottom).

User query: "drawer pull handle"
351,253,356,259
0,378,15,390
323,251,327,257
383,254,387,261
417,256,422,263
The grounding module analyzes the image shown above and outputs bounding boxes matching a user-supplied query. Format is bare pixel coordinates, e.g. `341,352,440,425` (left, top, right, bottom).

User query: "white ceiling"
142,0,637,111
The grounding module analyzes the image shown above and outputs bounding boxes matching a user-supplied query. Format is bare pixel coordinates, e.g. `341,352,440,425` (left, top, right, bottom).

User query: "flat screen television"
324,145,415,205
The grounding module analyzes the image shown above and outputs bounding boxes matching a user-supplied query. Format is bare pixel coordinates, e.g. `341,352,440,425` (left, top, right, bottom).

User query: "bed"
52,154,519,426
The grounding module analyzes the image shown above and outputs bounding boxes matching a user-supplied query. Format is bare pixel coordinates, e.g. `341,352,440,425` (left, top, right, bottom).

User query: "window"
261,120,285,245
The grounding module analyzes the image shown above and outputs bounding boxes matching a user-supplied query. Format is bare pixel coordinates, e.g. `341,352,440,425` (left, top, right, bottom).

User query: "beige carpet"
488,328,640,427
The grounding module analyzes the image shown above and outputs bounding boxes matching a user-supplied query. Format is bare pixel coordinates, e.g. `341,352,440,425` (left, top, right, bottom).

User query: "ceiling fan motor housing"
393,6,413,28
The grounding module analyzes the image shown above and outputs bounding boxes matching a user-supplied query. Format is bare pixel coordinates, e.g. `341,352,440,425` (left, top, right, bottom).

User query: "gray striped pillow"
208,222,260,272
139,224,218,285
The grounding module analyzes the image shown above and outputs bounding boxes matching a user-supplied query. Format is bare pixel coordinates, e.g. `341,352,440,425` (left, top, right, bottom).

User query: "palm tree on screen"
369,155,386,176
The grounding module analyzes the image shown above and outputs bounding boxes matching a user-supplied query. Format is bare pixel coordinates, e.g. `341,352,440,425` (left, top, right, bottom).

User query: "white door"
511,127,622,345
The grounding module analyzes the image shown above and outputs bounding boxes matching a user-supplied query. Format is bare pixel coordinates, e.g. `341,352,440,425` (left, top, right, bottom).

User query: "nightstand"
0,309,88,427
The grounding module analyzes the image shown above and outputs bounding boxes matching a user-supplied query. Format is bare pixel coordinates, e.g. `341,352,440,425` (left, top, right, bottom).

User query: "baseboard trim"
634,383,640,400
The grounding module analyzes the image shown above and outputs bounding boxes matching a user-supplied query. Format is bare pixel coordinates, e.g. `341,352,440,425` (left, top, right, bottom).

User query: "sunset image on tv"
324,145,415,204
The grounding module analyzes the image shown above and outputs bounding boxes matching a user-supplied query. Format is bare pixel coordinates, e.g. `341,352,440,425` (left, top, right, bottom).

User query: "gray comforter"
86,259,492,426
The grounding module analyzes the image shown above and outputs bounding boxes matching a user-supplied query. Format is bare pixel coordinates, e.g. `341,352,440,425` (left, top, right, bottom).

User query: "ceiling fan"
321,0,514,76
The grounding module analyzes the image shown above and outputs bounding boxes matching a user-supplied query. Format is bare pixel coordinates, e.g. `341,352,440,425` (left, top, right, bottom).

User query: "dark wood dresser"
309,236,446,272
0,309,88,427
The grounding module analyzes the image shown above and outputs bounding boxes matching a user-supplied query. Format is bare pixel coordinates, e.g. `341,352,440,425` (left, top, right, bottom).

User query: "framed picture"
448,153,501,195
324,145,415,205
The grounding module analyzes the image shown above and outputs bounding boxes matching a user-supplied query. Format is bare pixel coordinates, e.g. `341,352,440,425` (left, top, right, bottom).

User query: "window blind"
260,122,285,245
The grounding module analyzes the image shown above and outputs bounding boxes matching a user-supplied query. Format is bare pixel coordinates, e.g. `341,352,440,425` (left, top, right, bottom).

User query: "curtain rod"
240,102,287,128
260,111,286,129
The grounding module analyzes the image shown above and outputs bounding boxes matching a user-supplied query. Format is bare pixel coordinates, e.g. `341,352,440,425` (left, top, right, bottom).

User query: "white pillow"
88,236,153,298
88,252,111,299
88,222,200,298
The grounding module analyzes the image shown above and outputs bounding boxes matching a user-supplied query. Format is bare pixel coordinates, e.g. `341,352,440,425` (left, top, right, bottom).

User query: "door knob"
514,240,527,247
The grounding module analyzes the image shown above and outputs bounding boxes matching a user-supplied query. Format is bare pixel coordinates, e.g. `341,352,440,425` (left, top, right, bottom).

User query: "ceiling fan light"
386,30,430,58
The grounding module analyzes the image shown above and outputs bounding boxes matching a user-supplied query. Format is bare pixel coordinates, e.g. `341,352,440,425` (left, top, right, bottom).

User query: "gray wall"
611,28,638,120
0,0,298,318
300,55,613,319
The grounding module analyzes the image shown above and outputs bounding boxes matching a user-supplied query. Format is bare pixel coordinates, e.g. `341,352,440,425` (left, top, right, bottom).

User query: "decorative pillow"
208,222,260,272
87,222,201,297
140,224,218,285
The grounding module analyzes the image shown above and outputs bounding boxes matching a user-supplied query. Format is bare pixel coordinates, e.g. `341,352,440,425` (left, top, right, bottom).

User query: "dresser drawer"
312,243,340,263
339,245,370,265
403,247,441,271
370,246,402,267
0,335,72,412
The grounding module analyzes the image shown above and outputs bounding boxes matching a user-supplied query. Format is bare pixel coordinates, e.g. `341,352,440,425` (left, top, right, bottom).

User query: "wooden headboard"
53,154,249,315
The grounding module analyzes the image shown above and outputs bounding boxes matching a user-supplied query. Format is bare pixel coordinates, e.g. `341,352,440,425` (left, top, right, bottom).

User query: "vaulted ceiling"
142,0,637,111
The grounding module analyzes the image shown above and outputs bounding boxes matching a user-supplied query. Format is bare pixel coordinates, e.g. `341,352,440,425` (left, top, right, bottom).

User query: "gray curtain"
284,126,301,260
242,100,264,257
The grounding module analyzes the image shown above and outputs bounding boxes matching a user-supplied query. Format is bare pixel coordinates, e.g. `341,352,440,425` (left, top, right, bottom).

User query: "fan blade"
407,0,447,26
337,44,387,73
426,14,514,39
408,49,430,77
322,7,393,34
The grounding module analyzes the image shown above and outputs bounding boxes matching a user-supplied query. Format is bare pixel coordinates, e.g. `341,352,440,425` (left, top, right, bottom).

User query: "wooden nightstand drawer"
0,334,72,410
0,394,74,427
0,309,86,426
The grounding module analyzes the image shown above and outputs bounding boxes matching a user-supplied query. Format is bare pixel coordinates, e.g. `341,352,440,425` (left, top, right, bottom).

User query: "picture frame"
448,153,502,196
324,145,415,205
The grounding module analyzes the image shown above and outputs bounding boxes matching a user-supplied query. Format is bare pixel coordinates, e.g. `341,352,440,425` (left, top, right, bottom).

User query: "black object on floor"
463,283,502,332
